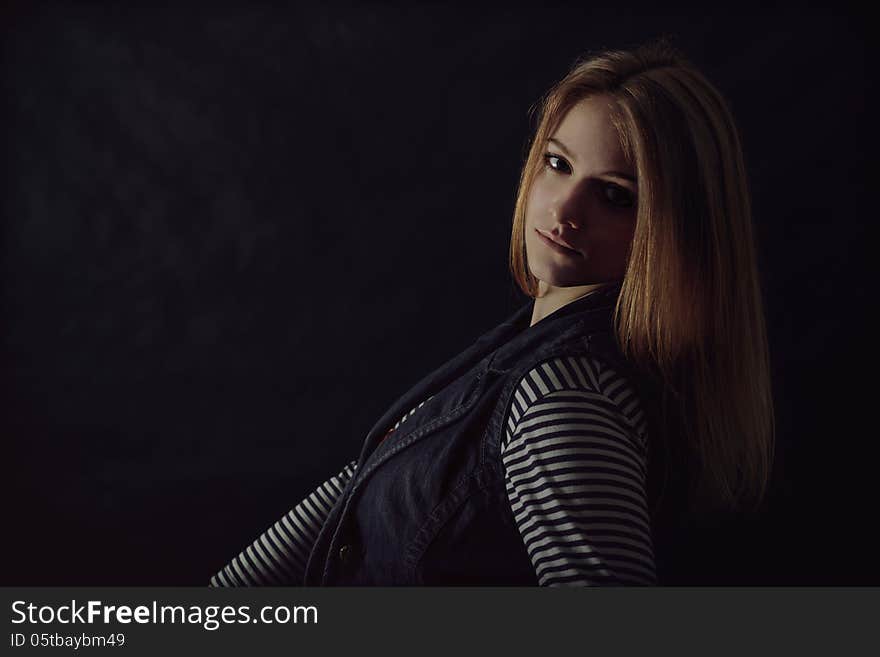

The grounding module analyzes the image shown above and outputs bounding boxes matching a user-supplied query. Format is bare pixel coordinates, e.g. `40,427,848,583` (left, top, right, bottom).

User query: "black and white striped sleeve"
209,459,358,587
501,354,656,586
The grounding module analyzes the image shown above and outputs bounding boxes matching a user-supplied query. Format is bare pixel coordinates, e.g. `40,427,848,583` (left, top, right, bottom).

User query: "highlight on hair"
508,37,775,514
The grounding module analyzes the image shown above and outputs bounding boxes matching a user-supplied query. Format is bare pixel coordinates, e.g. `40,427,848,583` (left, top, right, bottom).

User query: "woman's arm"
209,459,358,586
502,354,656,586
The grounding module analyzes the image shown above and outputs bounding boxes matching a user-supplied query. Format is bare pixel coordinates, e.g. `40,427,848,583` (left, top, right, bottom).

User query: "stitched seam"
405,468,496,572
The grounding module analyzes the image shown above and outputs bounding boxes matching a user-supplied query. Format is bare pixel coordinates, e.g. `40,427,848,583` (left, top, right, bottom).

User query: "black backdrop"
2,0,873,584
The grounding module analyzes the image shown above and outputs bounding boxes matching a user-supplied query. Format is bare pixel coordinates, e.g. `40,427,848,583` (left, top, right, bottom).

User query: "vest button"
338,544,352,563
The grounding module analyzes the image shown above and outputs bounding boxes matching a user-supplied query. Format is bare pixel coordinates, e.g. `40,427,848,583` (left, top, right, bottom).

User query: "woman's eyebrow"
599,170,637,184
547,137,637,184
547,137,575,159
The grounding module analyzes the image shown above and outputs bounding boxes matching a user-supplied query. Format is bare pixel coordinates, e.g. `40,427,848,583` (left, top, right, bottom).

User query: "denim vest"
302,281,664,586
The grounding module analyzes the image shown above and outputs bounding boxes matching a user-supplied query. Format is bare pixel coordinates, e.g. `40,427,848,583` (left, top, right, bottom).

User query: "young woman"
211,38,774,586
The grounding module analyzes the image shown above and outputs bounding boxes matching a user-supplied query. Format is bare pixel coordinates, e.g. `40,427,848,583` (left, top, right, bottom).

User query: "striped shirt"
210,354,655,587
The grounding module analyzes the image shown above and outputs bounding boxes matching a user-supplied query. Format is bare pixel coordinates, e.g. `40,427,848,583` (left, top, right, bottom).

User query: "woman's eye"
542,152,570,173
542,153,636,209
603,184,635,209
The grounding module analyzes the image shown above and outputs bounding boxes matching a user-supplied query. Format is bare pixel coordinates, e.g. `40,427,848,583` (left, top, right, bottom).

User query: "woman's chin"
528,264,586,288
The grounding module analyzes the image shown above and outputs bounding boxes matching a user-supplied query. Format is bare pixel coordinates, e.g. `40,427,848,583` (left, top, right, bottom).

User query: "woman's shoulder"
515,353,644,427
505,352,649,447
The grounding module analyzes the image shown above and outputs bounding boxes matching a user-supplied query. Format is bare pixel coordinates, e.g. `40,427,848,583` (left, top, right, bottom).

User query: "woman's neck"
529,281,609,327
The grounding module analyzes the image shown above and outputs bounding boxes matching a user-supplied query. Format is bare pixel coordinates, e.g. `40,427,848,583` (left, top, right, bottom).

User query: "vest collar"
354,279,622,469
487,279,622,374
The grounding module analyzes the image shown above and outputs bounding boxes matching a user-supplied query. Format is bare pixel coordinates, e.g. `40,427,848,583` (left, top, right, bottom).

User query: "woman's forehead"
551,97,633,173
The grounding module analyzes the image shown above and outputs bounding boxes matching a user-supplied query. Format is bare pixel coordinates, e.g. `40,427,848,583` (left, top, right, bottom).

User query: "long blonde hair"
509,38,775,513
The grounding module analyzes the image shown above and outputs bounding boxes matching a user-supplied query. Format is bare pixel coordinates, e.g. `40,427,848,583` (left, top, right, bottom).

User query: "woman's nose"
552,188,586,229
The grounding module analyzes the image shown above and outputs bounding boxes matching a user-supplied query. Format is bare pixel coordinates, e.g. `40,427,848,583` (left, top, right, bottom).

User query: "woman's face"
524,95,638,289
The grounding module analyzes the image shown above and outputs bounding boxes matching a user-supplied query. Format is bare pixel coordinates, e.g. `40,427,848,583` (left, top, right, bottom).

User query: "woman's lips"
535,228,581,257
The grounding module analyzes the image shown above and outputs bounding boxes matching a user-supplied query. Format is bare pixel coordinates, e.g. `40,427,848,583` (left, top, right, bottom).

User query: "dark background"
1,0,873,584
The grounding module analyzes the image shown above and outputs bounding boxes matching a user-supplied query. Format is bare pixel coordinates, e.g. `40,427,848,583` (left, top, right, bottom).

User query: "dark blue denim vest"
302,281,662,586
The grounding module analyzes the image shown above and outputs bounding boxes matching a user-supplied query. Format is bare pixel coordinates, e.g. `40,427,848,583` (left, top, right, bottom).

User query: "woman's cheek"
528,176,552,210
